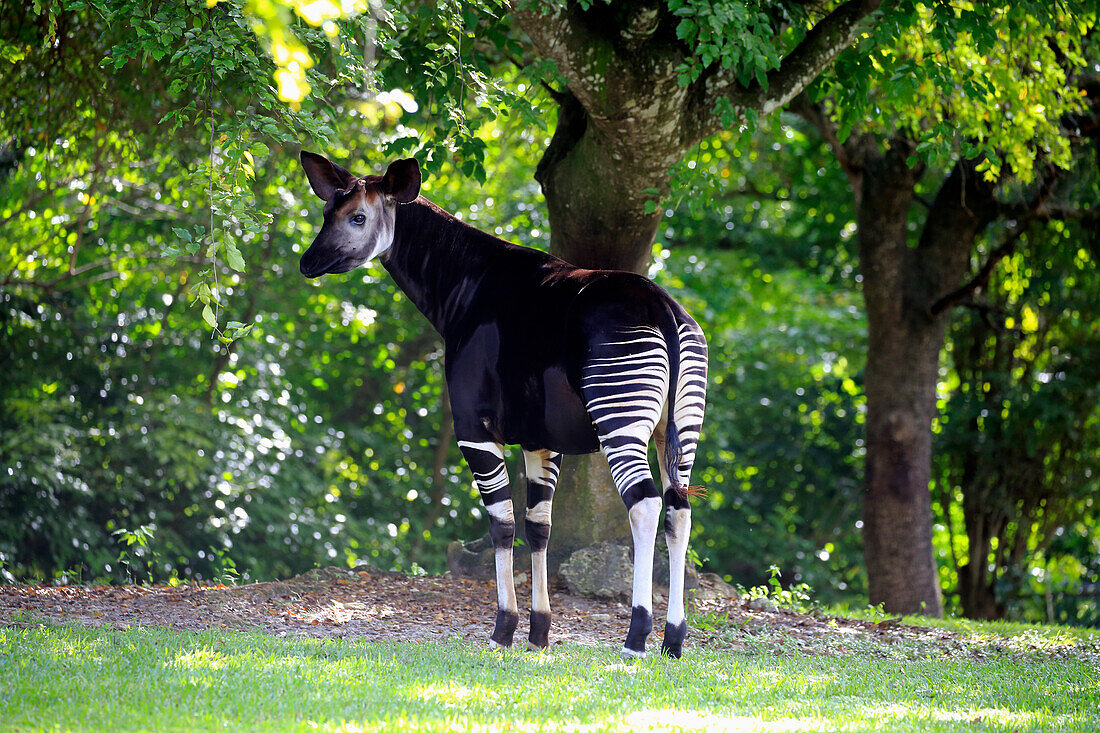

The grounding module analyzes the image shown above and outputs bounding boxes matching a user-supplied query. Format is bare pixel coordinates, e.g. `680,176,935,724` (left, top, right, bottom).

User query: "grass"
1,612,1098,732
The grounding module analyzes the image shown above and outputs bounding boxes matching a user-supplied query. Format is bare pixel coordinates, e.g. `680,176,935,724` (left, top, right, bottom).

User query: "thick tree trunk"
508,0,886,576
857,143,945,616
858,150,999,616
534,91,672,558
536,91,668,273
860,311,946,615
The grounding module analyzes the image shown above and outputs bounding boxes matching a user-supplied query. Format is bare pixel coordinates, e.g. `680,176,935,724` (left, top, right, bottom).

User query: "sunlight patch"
930,707,1071,727
172,647,229,670
624,709,820,731
603,662,643,674
412,682,484,705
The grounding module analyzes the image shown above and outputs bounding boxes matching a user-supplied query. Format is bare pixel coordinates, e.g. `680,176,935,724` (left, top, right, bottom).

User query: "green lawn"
2,614,1097,732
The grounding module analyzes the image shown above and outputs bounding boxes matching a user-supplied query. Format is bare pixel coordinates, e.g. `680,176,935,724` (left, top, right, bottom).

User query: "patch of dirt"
0,567,962,654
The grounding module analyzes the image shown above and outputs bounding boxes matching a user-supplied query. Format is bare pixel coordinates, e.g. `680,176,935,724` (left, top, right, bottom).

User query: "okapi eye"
350,213,366,226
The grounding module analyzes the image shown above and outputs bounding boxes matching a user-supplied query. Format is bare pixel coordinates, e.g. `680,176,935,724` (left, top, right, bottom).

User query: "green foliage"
668,0,784,89
0,0,552,582
655,246,867,602
821,2,1094,182
665,117,859,280
932,159,1100,625
743,565,817,613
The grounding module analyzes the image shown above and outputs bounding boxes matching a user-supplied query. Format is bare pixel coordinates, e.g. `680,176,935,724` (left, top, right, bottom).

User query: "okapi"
298,151,708,658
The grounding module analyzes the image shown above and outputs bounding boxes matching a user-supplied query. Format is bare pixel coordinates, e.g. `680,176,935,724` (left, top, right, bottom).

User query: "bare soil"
0,567,956,654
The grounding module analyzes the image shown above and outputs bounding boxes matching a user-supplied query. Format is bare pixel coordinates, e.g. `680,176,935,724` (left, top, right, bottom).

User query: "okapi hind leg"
653,423,692,659
522,448,562,650
457,439,519,648
579,324,670,659
657,320,708,658
660,478,691,658
623,490,662,659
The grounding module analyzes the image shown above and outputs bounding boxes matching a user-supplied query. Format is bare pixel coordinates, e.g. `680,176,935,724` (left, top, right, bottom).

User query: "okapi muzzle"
298,151,420,278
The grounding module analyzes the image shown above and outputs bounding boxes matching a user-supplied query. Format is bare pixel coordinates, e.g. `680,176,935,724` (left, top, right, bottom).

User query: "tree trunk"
958,563,1007,620
857,143,945,616
536,91,667,273
860,312,946,615
510,0,887,576
858,150,999,616
533,91,673,559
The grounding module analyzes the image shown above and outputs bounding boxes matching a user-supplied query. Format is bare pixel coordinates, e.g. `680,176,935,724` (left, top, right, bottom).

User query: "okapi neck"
381,198,501,338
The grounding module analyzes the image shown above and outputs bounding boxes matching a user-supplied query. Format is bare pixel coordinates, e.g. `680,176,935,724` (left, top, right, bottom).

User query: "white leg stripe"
457,440,504,459
665,508,691,626
487,500,515,524
525,500,552,525
495,548,517,612
531,550,550,614
628,497,662,613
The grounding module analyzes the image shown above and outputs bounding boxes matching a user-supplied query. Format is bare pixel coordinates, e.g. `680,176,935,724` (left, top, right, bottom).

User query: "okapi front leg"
522,448,562,650
458,439,518,648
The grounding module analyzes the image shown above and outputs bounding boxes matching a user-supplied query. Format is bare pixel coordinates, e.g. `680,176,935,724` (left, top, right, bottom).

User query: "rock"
692,572,740,602
747,597,779,613
447,532,699,598
447,536,530,580
559,537,700,602
446,538,495,580
559,543,635,601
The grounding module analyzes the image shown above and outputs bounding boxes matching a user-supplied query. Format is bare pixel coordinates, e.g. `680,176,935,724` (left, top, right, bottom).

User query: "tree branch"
510,1,622,101
689,0,882,142
789,92,864,179
502,50,565,102
928,221,1028,317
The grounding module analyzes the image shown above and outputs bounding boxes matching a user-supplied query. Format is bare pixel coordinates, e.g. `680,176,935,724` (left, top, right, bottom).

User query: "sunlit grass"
1,618,1097,732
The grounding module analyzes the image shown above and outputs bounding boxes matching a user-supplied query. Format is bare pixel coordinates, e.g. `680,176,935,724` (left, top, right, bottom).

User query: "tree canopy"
1,0,1096,625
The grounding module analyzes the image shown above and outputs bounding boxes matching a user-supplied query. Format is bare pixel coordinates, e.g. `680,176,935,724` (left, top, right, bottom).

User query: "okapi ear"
300,150,355,201
381,158,421,204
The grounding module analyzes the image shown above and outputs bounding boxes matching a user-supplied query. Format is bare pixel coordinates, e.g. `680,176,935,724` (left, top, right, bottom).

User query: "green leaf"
201,304,217,328
225,242,246,272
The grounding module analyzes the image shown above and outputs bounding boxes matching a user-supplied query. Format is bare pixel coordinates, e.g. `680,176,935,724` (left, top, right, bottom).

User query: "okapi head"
298,151,421,278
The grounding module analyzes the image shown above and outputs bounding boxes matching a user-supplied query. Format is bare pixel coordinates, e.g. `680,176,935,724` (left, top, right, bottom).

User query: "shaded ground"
0,567,1031,657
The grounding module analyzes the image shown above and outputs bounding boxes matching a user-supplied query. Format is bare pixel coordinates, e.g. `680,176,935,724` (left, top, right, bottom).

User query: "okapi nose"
300,251,322,278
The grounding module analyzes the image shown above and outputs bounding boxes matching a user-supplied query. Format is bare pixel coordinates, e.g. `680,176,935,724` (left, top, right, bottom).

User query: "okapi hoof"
661,620,687,659
490,609,519,648
620,646,646,661
621,605,652,659
528,610,551,650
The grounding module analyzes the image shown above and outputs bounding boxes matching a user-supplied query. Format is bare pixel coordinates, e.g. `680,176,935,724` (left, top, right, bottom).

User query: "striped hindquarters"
580,325,670,494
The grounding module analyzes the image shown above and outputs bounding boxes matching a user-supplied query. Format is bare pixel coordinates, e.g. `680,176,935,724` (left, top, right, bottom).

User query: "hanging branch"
928,218,1029,317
